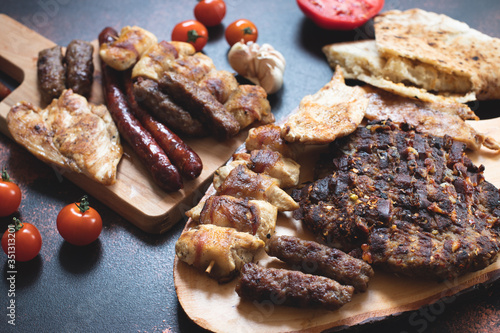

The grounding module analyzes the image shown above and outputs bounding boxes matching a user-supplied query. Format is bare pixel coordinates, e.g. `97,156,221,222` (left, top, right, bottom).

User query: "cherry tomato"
0,168,22,217
225,19,258,46
296,0,384,30
194,0,226,27
171,20,208,52
57,195,102,246
2,218,42,262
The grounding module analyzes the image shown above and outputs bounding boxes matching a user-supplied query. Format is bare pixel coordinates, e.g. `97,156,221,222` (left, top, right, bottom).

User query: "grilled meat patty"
293,121,500,280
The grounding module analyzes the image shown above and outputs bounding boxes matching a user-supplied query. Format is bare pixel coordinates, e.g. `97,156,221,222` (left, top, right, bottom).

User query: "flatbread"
323,9,500,102
375,9,500,101
322,39,476,104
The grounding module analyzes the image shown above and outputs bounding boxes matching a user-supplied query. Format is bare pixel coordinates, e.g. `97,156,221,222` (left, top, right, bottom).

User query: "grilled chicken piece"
224,85,274,128
99,26,157,71
214,150,300,189
133,77,207,137
131,40,199,81
245,124,296,158
196,195,277,241
363,86,500,151
175,224,265,282
7,90,123,185
215,165,299,212
159,71,240,138
282,67,367,144
199,69,239,104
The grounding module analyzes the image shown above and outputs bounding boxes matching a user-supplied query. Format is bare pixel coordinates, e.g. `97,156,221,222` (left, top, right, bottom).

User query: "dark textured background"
1,1,499,332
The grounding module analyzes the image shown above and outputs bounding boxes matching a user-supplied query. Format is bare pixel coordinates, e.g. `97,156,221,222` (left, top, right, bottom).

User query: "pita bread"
375,9,500,101
322,39,476,104
281,67,367,144
323,9,500,102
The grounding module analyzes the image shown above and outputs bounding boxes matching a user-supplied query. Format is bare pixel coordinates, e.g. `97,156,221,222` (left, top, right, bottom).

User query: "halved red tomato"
297,0,384,30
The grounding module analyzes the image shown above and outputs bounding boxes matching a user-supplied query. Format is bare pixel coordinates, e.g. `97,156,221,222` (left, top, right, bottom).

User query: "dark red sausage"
99,27,183,192
123,73,203,180
0,81,11,100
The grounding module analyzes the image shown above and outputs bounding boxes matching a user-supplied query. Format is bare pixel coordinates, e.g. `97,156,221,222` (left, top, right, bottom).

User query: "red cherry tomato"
194,0,226,27
57,195,102,246
225,19,258,46
0,168,22,217
2,218,42,262
171,20,208,52
296,0,384,30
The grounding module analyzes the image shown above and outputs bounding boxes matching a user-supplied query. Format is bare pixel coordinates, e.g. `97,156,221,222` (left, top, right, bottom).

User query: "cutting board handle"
0,13,56,135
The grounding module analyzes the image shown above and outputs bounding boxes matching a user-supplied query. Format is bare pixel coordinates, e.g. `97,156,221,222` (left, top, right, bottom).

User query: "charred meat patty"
293,121,500,280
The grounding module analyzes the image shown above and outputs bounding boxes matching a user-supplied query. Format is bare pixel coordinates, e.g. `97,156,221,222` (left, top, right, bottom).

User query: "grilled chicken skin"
7,89,123,185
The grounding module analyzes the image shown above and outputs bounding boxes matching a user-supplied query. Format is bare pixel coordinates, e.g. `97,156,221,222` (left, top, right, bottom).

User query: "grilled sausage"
236,263,354,311
123,73,203,180
133,77,208,137
266,235,374,292
0,81,11,100
65,39,94,98
159,71,240,139
37,46,66,104
99,27,182,192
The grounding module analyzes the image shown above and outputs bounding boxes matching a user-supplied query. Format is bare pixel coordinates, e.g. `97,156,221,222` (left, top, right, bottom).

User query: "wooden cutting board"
0,14,248,233
174,118,500,332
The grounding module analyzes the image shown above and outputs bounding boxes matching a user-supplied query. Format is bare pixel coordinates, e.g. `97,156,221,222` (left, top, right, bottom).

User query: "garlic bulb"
228,42,286,94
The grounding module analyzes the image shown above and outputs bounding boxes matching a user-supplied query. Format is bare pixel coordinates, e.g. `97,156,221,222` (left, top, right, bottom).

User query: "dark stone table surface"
1,1,499,332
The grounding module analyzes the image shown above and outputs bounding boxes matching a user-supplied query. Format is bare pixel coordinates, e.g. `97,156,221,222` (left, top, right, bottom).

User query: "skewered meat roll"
214,149,300,189
186,195,277,242
175,224,265,282
266,235,374,292
215,165,298,212
236,263,354,311
245,124,296,158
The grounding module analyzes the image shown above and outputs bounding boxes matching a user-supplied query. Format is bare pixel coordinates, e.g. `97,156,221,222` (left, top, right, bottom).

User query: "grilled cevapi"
293,120,500,280
266,235,374,292
37,46,66,104
236,263,355,311
65,39,94,98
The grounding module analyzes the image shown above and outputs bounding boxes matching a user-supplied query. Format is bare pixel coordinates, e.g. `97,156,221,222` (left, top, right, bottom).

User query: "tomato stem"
187,29,205,43
2,167,11,182
242,27,254,35
75,195,90,213
12,217,24,232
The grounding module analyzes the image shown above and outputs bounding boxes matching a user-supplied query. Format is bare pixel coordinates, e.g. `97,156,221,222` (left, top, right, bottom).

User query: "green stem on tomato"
11,217,24,232
2,167,11,182
187,29,205,43
75,195,90,213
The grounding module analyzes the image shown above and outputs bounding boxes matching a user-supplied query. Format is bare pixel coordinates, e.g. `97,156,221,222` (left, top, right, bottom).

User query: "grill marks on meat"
266,235,374,292
37,46,66,105
133,77,207,137
159,71,240,139
236,262,354,311
65,40,94,98
293,121,500,280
